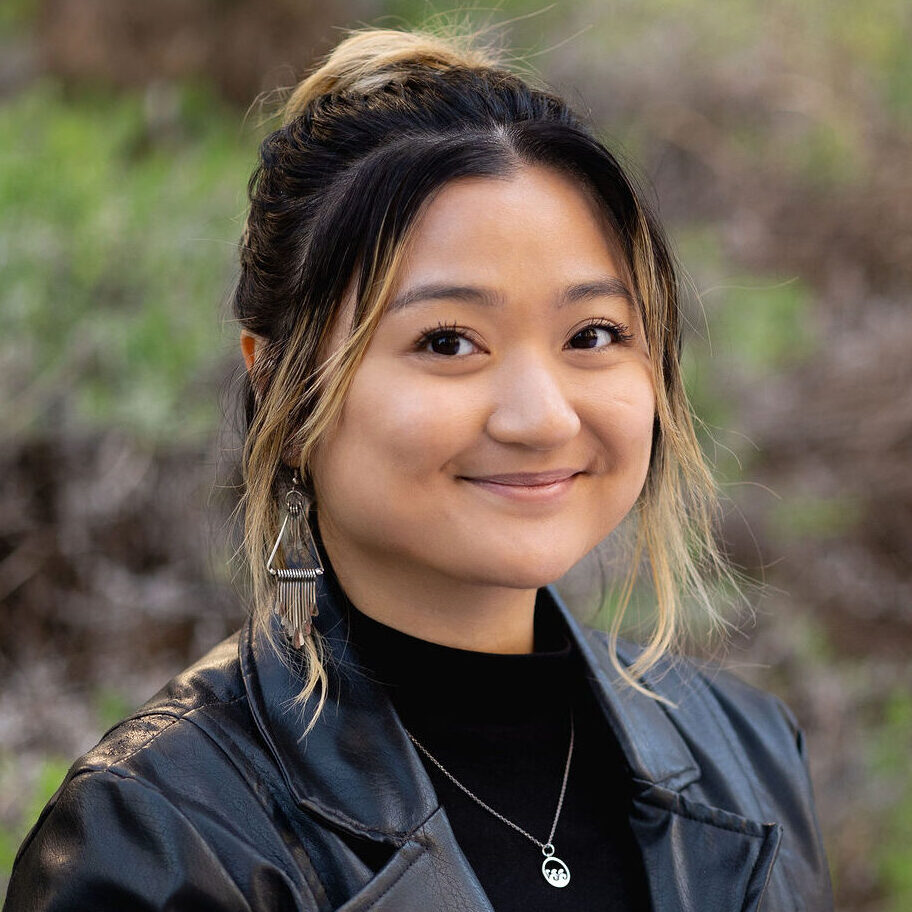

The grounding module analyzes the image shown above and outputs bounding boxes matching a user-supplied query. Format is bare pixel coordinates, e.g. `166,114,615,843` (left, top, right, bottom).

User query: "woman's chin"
455,551,582,591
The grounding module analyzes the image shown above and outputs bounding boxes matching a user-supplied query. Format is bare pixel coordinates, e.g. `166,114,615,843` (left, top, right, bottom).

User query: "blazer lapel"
550,584,784,912
335,806,494,912
241,538,494,912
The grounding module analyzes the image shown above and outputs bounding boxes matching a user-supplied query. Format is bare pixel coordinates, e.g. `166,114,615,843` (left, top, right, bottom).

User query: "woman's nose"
484,351,581,449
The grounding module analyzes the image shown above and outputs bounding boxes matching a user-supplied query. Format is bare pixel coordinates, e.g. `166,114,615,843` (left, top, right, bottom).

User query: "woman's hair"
234,22,739,730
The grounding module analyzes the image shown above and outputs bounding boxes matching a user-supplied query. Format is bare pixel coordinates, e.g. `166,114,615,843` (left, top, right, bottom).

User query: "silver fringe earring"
267,470,323,649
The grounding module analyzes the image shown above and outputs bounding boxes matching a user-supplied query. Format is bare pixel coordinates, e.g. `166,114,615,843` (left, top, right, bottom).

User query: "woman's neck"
314,511,538,654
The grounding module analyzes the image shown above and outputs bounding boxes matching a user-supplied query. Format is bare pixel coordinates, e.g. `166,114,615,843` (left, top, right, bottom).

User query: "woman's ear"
240,330,262,373
241,330,298,468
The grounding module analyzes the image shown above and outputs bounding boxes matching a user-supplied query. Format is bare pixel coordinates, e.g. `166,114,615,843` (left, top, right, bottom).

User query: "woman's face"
309,164,656,592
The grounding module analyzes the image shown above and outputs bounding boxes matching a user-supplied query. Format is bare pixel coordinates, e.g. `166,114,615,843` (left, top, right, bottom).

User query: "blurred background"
1,0,910,907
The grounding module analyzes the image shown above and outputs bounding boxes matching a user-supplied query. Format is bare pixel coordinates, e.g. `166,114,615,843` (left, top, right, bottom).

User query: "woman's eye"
415,324,481,357
568,320,634,350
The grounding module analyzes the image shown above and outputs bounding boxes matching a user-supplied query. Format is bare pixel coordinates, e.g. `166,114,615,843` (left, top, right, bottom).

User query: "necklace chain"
404,709,575,852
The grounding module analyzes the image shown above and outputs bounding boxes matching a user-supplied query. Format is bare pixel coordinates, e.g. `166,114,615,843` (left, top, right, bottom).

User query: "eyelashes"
568,318,636,349
413,321,474,357
413,318,636,357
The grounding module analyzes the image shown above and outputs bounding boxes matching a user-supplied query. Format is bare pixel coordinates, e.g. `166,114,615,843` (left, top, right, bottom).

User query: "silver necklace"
404,710,574,889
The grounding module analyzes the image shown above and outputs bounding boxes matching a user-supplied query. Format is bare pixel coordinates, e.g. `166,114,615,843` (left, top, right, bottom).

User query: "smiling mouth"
460,469,585,486
458,471,584,502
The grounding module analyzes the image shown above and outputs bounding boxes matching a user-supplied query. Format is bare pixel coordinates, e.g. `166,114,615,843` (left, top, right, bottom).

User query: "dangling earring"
266,470,323,649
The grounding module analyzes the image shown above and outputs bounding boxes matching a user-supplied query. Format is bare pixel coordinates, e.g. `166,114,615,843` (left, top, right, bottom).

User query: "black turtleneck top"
340,588,651,912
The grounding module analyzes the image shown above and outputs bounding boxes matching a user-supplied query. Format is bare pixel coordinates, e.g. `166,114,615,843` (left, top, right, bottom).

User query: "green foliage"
706,276,816,373
0,754,71,893
869,689,912,909
770,494,864,542
20,758,71,835
681,345,737,474
0,0,38,37
782,121,865,189
674,226,817,482
830,0,912,128
382,0,532,35
0,687,140,894
0,79,261,442
92,687,136,731
0,823,17,892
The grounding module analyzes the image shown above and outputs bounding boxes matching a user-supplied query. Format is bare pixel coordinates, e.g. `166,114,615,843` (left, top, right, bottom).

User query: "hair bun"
283,26,504,123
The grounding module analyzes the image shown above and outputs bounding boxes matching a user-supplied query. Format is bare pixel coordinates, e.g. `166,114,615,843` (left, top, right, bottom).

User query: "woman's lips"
460,470,584,502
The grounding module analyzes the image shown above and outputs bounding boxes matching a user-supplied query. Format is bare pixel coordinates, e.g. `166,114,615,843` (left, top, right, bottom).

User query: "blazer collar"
241,571,435,843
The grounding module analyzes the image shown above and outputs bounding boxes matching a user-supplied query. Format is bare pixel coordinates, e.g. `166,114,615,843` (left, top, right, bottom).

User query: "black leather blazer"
5,567,833,912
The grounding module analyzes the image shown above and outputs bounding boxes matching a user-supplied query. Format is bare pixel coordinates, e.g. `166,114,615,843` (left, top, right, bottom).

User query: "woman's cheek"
584,379,654,454
348,366,477,465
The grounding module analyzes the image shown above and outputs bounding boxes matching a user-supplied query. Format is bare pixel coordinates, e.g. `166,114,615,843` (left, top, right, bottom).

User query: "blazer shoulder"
5,765,251,911
54,629,249,780
5,630,320,912
77,628,265,794
690,659,802,746
587,627,804,762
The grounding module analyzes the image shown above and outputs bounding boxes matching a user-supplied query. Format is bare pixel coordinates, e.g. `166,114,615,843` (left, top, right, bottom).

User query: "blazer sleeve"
4,769,254,912
712,674,835,909
773,695,834,894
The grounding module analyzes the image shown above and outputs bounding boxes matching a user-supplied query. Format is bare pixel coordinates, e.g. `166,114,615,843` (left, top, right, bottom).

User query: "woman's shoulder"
3,628,313,911
76,628,252,779
577,625,833,909
13,626,251,814
579,624,816,802
582,623,828,885
584,626,804,748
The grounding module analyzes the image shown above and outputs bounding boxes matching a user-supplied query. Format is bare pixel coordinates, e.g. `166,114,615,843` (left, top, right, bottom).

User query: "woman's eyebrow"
388,276,634,313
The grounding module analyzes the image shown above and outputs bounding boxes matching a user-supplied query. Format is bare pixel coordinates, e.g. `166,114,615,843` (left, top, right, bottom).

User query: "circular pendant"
541,855,571,888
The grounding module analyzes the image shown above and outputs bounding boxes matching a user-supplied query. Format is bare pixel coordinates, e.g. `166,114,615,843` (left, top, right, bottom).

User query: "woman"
5,24,832,912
